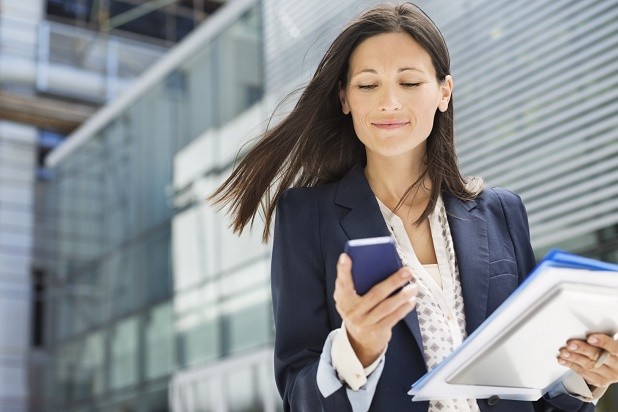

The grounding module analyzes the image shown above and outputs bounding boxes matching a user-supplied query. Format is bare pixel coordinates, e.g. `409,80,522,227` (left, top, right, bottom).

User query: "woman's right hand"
333,253,418,367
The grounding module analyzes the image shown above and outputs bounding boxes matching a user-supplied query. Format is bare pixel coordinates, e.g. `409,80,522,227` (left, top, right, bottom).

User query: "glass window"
103,249,138,318
145,302,174,380
176,299,220,367
224,301,271,355
182,44,216,143
54,342,74,403
72,331,105,399
216,7,262,127
142,228,172,303
109,317,138,390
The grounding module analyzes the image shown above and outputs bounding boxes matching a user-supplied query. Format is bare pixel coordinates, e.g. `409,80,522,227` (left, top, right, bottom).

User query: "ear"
438,75,453,112
339,83,350,115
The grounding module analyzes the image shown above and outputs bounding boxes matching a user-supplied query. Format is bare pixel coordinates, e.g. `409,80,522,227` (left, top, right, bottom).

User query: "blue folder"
408,250,618,401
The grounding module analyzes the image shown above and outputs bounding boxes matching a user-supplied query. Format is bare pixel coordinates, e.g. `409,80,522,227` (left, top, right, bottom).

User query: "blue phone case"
344,236,403,295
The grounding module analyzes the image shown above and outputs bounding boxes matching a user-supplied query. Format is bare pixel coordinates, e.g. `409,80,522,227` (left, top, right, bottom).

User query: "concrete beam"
0,91,98,134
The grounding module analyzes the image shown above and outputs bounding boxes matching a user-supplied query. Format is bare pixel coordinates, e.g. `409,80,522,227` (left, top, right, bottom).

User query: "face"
339,32,453,164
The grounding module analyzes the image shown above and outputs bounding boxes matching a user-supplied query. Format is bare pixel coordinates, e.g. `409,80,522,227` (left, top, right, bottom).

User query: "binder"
408,250,618,401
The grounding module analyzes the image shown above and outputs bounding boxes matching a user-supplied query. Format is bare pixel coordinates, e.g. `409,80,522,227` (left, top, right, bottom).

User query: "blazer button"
488,395,500,406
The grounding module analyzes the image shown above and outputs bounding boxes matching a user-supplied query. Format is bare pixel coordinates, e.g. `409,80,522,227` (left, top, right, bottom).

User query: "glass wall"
42,2,262,410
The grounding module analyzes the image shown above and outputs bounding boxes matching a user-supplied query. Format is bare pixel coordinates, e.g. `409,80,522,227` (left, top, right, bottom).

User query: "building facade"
0,0,229,410
42,0,617,411
0,1,170,411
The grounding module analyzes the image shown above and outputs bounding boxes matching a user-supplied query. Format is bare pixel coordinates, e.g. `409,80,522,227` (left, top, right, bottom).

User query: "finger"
559,345,618,385
334,253,358,306
558,357,612,387
559,348,599,371
587,333,618,354
334,253,363,316
363,267,414,303
364,284,418,324
335,253,355,292
565,340,606,365
378,293,417,329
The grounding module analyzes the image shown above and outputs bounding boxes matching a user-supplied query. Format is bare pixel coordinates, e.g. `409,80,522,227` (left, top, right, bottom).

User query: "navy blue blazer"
271,167,594,412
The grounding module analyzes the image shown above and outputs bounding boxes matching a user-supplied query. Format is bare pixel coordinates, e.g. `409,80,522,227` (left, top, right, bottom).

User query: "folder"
408,250,618,401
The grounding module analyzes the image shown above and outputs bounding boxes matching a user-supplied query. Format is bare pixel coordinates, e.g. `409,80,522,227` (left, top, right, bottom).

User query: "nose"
378,84,402,111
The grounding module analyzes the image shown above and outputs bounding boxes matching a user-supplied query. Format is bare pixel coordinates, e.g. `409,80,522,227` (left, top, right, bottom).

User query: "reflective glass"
145,302,174,380
177,316,220,367
103,248,137,318
109,317,138,390
224,301,271,355
44,1,264,409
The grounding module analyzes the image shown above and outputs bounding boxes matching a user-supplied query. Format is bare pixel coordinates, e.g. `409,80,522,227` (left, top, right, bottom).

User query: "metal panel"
442,0,618,249
262,0,379,95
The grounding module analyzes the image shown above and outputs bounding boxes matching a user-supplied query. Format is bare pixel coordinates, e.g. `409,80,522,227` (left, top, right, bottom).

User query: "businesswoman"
211,3,618,411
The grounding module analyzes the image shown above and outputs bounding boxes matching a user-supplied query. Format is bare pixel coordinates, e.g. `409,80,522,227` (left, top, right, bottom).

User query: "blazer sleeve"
271,188,353,412
494,188,595,412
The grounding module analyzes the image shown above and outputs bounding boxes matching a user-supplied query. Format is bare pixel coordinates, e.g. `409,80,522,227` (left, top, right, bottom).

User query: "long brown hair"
210,3,480,242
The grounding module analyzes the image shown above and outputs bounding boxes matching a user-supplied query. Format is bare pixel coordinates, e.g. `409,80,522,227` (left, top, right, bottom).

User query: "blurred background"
0,0,617,410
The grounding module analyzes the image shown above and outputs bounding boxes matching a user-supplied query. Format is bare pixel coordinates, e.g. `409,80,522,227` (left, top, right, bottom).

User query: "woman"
211,3,617,411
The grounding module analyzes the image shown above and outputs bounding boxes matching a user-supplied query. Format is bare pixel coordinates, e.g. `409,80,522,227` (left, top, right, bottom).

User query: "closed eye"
358,84,378,90
401,82,421,88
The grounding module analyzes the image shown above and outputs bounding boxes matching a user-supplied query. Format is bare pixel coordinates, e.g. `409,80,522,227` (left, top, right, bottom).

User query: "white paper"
408,264,618,401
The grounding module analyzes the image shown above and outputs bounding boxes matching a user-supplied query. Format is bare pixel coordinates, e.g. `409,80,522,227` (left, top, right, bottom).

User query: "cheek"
415,88,440,109
349,114,370,144
413,94,440,123
347,100,372,131
346,95,369,117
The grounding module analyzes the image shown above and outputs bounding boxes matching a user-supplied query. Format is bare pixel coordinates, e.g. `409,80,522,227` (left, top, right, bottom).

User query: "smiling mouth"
372,121,409,130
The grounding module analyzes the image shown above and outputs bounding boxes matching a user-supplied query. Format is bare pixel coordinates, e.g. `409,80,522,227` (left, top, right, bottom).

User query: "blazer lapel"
443,193,490,336
335,168,425,351
335,167,390,239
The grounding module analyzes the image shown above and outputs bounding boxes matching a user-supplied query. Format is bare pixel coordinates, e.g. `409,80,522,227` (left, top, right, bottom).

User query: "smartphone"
344,236,403,295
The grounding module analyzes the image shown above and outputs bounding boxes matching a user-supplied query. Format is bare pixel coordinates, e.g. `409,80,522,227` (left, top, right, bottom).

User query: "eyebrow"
351,67,426,77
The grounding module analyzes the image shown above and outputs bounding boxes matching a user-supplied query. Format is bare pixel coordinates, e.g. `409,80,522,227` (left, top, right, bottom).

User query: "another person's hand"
558,333,618,389
333,253,417,367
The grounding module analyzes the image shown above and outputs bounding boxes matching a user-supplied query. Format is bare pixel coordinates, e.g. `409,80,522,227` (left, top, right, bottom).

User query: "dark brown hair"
210,3,481,242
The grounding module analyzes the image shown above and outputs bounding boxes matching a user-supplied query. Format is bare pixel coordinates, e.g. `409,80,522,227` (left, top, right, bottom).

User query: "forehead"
348,32,435,75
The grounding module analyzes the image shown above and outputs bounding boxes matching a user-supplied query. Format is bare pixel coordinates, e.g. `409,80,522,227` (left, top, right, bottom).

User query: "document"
408,250,618,401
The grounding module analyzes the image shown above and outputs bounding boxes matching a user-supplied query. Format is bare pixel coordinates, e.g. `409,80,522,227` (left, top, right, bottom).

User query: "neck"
364,152,431,210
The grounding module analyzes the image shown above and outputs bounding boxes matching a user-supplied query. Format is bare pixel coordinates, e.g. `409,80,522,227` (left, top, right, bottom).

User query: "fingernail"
401,268,411,278
568,343,578,351
561,351,570,358
558,359,566,365
338,254,346,265
588,336,598,344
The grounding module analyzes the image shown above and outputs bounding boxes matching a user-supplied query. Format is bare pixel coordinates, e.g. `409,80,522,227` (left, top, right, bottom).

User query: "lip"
372,120,410,130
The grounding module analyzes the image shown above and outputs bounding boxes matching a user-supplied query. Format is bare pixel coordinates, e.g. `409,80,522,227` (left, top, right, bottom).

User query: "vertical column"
0,121,37,412
0,1,44,411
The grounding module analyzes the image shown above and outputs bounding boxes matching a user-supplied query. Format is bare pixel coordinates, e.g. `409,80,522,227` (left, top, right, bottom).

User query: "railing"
169,347,279,412
0,15,168,102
